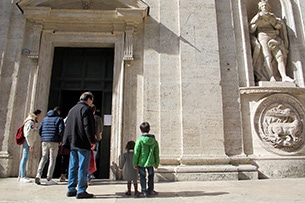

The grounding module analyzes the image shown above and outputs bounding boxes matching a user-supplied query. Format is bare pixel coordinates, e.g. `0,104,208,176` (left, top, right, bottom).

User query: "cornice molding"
17,0,148,25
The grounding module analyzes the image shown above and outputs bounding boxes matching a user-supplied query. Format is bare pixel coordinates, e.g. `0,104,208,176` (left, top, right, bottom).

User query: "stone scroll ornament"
254,94,305,154
249,0,294,83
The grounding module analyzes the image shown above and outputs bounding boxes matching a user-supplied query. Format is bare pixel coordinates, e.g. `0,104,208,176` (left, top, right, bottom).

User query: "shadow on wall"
143,17,202,56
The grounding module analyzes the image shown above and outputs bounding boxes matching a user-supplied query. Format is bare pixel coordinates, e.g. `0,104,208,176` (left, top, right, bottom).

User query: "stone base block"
0,151,12,177
254,158,305,179
155,164,258,182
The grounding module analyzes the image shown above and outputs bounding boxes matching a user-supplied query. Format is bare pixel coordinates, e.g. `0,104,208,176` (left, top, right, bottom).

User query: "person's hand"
154,166,158,169
99,133,103,140
133,166,138,170
58,142,62,146
91,143,96,151
29,146,34,152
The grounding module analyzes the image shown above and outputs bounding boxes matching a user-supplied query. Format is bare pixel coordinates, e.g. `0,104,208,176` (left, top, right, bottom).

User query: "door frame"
36,31,125,179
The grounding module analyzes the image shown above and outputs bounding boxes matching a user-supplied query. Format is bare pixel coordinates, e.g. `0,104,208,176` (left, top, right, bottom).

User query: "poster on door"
104,115,112,126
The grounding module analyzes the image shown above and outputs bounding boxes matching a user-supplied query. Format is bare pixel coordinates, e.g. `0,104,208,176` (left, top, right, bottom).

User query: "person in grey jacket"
119,141,139,196
35,106,64,185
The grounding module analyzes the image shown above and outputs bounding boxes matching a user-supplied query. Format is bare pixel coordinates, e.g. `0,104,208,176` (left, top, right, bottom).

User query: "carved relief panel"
254,94,305,155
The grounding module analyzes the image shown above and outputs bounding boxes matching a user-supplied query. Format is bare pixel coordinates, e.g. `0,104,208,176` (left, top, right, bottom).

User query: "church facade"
1,0,305,181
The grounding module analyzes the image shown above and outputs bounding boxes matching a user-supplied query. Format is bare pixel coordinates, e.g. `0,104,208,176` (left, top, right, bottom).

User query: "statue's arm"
249,14,259,33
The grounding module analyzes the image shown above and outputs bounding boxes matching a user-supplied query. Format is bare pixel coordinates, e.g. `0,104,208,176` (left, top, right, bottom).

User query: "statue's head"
258,0,271,12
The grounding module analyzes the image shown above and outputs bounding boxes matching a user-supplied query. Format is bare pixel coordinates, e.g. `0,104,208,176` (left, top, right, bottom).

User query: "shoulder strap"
24,119,34,125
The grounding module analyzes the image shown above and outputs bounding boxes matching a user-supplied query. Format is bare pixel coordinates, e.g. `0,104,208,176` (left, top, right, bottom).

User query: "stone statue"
249,0,294,83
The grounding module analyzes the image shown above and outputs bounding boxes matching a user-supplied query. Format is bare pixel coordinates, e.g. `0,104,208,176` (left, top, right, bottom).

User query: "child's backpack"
15,119,33,145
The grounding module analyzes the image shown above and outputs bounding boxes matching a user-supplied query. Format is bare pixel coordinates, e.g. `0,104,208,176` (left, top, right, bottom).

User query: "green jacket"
133,134,160,167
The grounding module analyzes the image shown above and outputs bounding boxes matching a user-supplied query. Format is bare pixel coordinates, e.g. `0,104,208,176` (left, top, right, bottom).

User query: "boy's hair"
125,141,135,150
140,122,150,133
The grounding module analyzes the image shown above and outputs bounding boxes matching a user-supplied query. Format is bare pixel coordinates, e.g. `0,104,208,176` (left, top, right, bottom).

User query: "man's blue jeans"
138,166,154,193
67,147,90,194
19,141,29,177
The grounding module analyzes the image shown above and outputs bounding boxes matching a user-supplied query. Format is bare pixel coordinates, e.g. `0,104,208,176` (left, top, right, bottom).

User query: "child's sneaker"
125,191,131,196
134,191,140,197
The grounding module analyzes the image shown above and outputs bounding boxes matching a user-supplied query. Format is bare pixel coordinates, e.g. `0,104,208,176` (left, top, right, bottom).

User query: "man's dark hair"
79,92,94,102
140,122,150,133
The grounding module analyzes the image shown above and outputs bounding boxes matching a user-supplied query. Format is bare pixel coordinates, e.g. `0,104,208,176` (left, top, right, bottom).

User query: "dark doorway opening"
47,47,113,179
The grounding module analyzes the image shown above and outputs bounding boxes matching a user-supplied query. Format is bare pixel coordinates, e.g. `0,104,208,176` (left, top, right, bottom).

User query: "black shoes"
148,190,159,195
66,191,77,197
35,177,41,185
67,190,94,198
76,191,94,199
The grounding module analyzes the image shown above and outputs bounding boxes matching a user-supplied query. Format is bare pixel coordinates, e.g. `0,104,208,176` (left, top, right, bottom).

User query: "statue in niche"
249,0,294,83
262,104,301,150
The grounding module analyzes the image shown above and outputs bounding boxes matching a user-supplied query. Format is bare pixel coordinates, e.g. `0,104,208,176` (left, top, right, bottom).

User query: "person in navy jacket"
35,106,64,185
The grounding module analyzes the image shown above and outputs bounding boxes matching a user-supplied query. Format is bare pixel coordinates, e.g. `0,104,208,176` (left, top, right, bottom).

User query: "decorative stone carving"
123,24,134,61
254,94,305,154
81,0,92,9
249,0,294,83
28,24,42,59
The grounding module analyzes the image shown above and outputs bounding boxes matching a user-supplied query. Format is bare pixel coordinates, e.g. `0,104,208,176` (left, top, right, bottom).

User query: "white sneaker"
46,180,58,185
19,177,32,183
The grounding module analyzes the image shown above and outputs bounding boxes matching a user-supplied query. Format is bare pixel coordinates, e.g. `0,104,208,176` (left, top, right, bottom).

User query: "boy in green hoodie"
133,122,160,197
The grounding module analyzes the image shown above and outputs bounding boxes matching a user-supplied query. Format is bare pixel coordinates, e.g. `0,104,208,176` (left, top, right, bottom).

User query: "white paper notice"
104,115,112,126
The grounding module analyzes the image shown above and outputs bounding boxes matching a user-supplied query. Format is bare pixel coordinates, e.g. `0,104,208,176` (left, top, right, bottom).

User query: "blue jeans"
67,147,90,194
138,166,154,193
19,141,29,177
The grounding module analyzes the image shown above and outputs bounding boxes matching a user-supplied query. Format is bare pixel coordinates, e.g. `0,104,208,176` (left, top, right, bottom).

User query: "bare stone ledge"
240,86,305,95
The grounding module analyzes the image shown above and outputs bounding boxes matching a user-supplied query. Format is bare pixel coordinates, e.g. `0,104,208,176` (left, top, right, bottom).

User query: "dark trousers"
138,166,154,193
